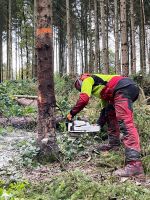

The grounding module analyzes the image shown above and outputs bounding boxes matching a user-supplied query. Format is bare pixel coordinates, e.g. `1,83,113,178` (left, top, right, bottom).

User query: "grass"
0,76,150,199
1,171,150,200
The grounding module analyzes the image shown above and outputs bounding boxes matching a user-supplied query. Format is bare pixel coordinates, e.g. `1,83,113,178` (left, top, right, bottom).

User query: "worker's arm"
70,93,90,117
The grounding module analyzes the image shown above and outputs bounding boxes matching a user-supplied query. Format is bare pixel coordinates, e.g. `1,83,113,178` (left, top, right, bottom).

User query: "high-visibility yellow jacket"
70,74,134,117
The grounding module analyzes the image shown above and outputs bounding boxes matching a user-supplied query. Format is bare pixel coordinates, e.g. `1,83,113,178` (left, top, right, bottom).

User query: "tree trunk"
72,36,75,73
148,36,150,74
83,5,88,72
145,30,149,73
7,0,12,80
105,0,109,72
80,1,85,73
18,33,21,79
140,0,146,74
94,0,99,72
66,0,73,75
0,26,2,82
23,5,30,79
130,0,136,74
114,0,121,74
56,34,59,73
15,29,18,79
75,37,78,73
32,0,38,79
120,0,129,76
139,25,142,72
80,1,88,73
58,21,65,76
36,0,59,158
100,0,109,73
148,40,150,74
89,0,94,73
20,26,24,80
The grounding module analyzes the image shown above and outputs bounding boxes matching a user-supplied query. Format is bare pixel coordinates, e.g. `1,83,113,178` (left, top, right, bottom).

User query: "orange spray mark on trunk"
36,28,52,36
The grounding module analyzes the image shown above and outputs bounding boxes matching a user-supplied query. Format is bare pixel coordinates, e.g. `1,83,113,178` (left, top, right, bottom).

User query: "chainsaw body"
68,120,100,133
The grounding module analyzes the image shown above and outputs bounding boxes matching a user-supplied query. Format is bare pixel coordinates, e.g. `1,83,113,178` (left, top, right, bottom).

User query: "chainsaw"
67,120,100,134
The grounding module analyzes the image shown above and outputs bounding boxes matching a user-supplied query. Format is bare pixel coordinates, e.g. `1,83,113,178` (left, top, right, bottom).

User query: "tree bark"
140,0,146,74
94,0,99,72
80,1,88,73
0,26,2,82
100,0,109,73
145,30,149,74
23,5,30,79
105,0,109,72
130,0,136,74
7,0,12,80
32,0,38,79
114,0,121,74
18,32,21,79
58,21,65,76
20,26,24,80
148,36,150,74
83,5,88,72
66,0,73,75
36,0,58,158
120,0,129,76
15,28,18,80
89,0,94,73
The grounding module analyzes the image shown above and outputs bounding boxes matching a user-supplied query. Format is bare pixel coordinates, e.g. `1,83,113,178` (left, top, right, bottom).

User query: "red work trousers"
106,84,141,162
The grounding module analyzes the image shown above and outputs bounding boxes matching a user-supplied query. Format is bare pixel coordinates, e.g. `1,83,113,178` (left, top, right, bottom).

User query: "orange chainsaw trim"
36,27,52,36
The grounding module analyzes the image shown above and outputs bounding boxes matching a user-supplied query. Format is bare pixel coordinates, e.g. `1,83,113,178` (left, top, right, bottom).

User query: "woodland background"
0,0,150,80
0,0,150,199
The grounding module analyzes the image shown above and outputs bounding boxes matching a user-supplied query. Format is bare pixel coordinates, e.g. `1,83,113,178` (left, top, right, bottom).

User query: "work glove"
66,113,73,122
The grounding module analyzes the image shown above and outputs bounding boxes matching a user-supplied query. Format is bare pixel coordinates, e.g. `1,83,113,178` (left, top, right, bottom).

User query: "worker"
67,73,144,177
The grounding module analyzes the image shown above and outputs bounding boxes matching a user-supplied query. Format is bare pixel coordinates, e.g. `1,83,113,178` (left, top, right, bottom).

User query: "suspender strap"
91,75,108,86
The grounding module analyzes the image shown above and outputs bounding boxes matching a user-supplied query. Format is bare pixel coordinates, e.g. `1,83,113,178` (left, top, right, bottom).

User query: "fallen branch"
0,116,65,128
143,96,150,104
139,86,146,100
96,162,113,168
138,86,147,105
13,95,38,99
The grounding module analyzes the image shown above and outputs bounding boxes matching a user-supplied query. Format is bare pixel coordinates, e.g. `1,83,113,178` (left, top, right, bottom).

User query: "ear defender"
74,78,82,91
74,73,91,91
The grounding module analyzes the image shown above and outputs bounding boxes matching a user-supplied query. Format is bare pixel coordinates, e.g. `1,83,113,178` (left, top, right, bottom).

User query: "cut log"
0,117,37,129
15,98,37,107
0,116,65,129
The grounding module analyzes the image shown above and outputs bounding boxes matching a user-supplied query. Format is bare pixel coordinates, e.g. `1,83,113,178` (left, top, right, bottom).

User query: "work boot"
114,161,144,177
95,143,120,152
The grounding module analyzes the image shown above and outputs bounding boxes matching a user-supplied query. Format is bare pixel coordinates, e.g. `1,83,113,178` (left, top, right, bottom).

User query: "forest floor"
0,77,150,199
0,129,106,182
0,128,150,186
0,113,150,199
